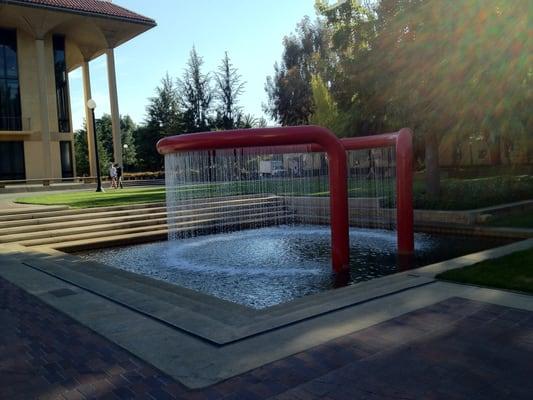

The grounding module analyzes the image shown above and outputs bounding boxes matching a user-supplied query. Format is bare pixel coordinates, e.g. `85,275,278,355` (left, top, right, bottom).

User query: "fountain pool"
76,226,509,309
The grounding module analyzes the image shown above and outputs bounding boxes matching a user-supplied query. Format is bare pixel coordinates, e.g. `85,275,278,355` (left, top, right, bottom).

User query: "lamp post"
123,143,128,170
87,99,104,192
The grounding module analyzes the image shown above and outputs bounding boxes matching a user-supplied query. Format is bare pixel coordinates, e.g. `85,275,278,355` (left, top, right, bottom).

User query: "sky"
68,0,319,130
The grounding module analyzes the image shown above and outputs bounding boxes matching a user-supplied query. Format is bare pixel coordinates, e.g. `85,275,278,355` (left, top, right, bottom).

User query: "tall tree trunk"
424,131,441,198
489,135,501,165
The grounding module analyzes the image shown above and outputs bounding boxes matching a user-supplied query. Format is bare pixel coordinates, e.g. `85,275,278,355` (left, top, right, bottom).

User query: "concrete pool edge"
2,243,433,344
1,244,533,389
0,238,531,346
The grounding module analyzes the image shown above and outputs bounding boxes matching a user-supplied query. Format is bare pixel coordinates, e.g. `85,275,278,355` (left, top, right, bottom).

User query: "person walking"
109,162,117,189
116,164,124,189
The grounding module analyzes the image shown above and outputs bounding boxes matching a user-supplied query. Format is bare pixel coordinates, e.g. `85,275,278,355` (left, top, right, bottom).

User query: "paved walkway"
1,277,532,400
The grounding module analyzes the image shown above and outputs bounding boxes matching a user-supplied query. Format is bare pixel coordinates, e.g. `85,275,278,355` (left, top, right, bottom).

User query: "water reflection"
77,226,508,309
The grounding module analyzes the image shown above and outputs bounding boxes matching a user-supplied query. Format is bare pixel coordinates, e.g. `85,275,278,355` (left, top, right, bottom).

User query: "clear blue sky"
68,0,319,130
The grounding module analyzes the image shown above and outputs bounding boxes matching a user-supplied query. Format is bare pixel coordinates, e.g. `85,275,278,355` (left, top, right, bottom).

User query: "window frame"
0,28,22,131
53,34,71,133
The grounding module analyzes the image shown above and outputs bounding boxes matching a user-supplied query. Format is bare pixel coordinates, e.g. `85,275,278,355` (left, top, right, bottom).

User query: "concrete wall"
283,196,478,227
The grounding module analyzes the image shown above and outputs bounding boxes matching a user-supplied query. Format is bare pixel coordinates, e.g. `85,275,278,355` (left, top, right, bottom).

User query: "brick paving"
1,277,532,400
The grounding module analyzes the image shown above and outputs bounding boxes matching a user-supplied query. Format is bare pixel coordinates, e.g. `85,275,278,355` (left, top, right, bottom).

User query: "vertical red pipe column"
326,139,350,272
395,128,414,255
341,128,414,256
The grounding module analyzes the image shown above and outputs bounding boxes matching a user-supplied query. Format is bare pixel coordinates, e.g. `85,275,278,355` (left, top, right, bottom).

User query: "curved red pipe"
194,129,414,256
157,126,350,272
341,129,414,255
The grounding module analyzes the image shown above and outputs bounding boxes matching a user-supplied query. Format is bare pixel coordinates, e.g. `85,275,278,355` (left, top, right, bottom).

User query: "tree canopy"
265,0,531,196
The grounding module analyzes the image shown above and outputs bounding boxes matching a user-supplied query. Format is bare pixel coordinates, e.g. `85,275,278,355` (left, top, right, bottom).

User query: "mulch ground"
1,277,532,400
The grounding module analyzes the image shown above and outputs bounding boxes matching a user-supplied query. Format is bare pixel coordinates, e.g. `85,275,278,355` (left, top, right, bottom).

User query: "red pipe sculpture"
157,126,351,273
341,128,414,255
226,129,414,256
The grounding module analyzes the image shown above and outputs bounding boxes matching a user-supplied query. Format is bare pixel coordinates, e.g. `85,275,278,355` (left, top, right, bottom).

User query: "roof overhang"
0,0,156,71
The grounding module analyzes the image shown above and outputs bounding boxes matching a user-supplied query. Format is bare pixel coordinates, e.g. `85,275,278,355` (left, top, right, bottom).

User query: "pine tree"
177,47,213,133
145,73,182,135
134,74,181,171
214,52,245,130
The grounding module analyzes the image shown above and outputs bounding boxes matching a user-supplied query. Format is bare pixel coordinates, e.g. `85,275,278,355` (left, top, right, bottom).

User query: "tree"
93,114,137,170
73,123,109,177
214,52,245,130
313,0,530,197
95,114,113,161
74,127,89,176
309,74,343,135
134,74,182,171
236,114,255,129
177,47,213,132
120,115,137,170
264,17,326,126
370,0,530,196
314,0,379,136
146,73,182,134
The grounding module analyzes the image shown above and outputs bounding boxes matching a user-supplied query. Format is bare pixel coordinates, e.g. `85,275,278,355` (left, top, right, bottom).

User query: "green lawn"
437,247,533,294
15,178,392,208
15,174,532,211
15,188,167,208
486,211,533,229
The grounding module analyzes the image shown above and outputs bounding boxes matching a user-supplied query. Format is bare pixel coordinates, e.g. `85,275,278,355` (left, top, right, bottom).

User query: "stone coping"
1,239,532,388
2,238,531,347
48,223,531,255
11,247,433,345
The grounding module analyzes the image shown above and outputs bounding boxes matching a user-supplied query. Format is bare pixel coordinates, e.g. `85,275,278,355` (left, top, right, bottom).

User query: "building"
0,0,155,181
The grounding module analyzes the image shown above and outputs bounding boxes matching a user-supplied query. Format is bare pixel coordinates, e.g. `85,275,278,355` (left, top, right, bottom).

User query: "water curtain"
157,126,413,272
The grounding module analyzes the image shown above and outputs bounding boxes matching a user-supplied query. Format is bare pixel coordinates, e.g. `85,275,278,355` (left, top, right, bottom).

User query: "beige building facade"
0,0,155,181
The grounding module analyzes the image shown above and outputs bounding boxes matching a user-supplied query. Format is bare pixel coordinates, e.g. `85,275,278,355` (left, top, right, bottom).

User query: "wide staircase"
0,195,290,252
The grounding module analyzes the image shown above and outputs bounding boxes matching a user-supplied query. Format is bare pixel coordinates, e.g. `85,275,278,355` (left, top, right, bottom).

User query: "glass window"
60,140,73,178
0,28,21,131
53,35,70,133
4,42,18,79
0,141,25,180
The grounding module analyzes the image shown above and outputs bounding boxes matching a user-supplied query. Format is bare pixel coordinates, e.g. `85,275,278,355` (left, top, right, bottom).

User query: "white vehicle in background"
259,160,285,177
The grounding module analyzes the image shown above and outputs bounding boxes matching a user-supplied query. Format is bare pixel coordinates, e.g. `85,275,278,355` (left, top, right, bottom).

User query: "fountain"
157,126,414,273
78,127,510,309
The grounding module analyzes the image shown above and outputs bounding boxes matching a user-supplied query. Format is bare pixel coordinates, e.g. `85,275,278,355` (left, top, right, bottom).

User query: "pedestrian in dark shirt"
115,164,124,189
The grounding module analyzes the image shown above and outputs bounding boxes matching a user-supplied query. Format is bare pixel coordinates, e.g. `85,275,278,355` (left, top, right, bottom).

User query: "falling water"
164,145,396,246
347,147,397,230
164,146,330,241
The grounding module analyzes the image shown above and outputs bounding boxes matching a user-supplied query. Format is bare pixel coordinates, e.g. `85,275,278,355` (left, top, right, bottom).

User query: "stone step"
24,210,292,248
0,200,285,236
1,205,166,228
21,223,168,247
0,205,69,217
45,212,292,251
1,197,284,229
2,205,288,244
1,194,281,223
0,202,165,222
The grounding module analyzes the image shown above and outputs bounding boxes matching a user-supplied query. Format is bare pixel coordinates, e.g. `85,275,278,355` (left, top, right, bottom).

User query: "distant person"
109,162,117,189
366,150,375,180
116,164,124,189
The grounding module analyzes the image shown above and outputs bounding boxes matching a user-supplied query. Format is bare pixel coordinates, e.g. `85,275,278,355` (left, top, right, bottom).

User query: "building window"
0,141,25,180
60,140,73,178
53,35,70,133
0,28,22,131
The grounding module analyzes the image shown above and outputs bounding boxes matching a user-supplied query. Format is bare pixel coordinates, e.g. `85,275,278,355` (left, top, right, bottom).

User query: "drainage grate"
47,288,78,298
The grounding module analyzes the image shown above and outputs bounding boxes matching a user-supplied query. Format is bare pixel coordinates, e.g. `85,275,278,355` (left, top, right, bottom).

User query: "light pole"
123,143,128,170
87,99,104,192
